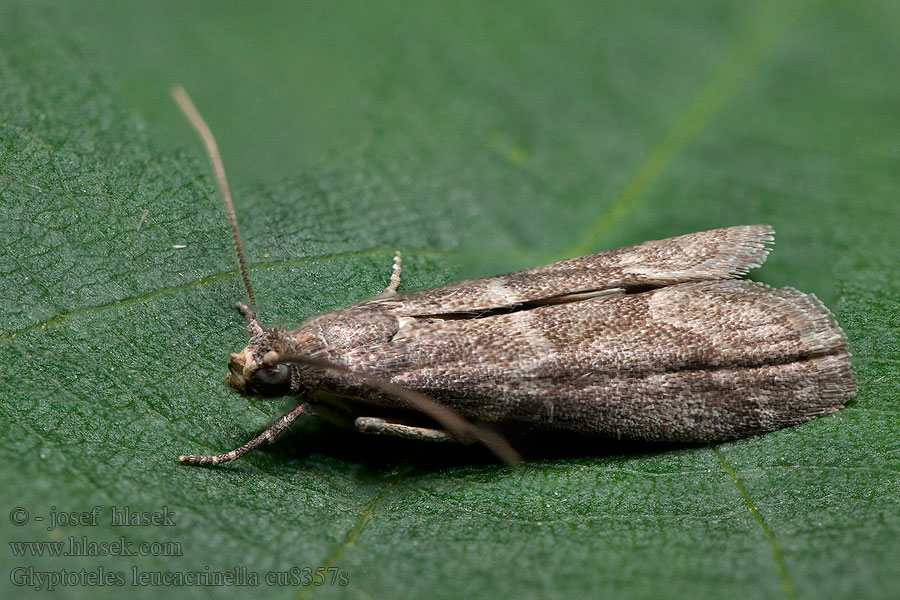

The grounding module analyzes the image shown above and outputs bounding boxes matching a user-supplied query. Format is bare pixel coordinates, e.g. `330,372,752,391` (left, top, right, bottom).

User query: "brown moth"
172,87,854,467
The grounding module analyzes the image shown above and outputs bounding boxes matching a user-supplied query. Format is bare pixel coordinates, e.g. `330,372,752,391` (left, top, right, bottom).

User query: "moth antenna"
270,353,523,466
171,85,258,316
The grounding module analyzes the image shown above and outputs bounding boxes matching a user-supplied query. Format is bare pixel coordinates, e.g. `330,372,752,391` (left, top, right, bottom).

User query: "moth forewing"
311,277,852,442
173,87,853,467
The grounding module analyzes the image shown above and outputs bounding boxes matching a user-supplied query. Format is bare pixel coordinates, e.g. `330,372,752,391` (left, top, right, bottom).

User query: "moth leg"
374,251,403,298
355,416,473,444
179,403,311,466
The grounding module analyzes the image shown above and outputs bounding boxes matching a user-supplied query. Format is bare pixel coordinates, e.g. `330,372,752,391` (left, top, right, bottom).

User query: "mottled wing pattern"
330,280,853,442
362,225,774,315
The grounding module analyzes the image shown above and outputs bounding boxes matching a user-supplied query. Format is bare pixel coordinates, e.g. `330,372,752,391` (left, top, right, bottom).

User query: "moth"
172,87,854,467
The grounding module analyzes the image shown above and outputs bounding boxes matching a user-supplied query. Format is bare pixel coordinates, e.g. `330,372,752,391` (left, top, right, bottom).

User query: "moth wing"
333,280,853,442
363,225,774,316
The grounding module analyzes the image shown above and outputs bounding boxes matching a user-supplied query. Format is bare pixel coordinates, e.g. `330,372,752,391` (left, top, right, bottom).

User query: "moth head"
226,322,300,397
172,87,322,400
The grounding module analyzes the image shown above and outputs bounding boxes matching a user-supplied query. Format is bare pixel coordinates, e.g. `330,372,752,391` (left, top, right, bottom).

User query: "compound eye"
251,363,291,395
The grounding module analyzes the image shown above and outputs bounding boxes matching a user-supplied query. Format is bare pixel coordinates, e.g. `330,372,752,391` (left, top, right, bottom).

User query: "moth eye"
251,364,291,395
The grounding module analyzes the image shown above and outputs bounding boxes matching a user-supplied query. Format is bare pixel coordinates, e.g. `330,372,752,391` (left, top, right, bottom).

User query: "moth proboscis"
172,86,854,468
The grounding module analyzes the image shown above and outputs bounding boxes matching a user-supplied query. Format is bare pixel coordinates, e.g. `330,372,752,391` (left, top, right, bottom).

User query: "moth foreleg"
355,416,472,444
179,403,311,466
374,251,403,298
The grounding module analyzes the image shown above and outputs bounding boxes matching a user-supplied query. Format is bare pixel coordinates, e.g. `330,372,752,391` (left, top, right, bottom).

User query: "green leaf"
2,2,898,599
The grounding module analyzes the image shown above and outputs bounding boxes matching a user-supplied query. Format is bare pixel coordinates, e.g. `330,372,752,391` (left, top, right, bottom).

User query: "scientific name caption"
10,566,350,591
8,506,349,590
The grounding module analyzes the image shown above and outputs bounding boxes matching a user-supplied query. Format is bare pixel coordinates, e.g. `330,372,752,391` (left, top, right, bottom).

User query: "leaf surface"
1,2,898,599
